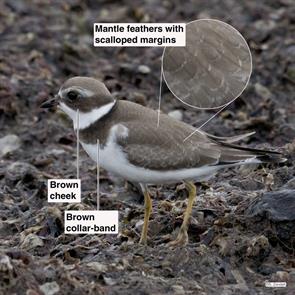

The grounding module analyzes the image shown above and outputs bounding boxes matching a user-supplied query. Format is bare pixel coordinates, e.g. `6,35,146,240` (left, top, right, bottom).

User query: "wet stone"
245,190,295,251
245,190,295,222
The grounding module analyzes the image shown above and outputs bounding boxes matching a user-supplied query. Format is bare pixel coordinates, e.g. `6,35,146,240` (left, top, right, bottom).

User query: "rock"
284,177,295,189
100,275,116,286
119,63,135,76
158,200,173,212
246,235,270,257
254,83,272,100
214,236,231,256
39,282,60,295
168,110,183,121
0,254,14,290
48,149,65,156
20,233,44,250
245,190,295,222
87,262,108,272
98,7,128,22
5,161,41,186
245,190,295,251
196,211,204,223
132,91,147,105
257,263,283,276
135,220,144,231
196,244,209,256
253,20,276,32
252,20,276,42
230,178,264,191
0,134,21,157
137,65,151,74
272,271,289,282
171,285,185,295
0,254,13,272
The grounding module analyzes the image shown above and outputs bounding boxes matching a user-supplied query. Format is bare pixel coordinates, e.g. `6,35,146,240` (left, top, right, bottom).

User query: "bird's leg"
168,181,197,246
139,183,152,245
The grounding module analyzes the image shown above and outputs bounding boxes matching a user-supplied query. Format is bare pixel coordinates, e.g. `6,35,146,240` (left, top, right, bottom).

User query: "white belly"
80,141,219,184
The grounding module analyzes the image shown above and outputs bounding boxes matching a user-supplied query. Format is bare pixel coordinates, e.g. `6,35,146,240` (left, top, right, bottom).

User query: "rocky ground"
0,0,294,294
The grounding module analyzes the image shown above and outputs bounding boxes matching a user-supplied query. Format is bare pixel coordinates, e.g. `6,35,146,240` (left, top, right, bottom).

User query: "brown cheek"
77,98,95,112
62,99,76,110
74,101,85,111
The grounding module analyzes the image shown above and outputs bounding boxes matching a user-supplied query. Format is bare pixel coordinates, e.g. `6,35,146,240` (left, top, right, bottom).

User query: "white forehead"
58,86,95,98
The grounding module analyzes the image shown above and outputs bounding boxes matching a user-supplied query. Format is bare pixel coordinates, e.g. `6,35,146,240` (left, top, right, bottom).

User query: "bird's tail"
205,131,287,165
219,142,287,164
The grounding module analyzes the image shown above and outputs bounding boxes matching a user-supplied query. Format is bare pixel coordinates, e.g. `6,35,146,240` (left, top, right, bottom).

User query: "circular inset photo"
162,19,252,109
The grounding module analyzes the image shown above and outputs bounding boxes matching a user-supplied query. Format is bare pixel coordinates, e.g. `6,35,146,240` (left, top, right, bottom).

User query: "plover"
41,76,286,246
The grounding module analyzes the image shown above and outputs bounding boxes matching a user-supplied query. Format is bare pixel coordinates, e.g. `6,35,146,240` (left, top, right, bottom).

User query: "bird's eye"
67,91,78,101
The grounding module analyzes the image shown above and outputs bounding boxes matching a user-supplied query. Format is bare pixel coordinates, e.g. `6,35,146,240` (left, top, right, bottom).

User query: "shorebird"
41,77,285,246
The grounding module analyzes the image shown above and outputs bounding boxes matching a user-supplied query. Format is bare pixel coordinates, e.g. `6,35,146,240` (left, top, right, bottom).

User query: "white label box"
94,23,186,47
48,179,81,203
64,210,119,234
265,281,287,288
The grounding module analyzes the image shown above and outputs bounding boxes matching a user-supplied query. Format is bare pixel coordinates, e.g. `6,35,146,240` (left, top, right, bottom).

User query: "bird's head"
41,76,116,128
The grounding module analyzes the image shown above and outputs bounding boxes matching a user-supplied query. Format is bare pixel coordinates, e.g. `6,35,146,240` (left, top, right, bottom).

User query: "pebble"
254,20,276,32
196,244,209,256
86,262,108,272
119,63,135,75
230,178,264,191
276,271,289,282
271,271,289,283
196,211,204,223
135,220,144,231
132,91,147,105
48,149,65,156
171,285,185,295
5,161,41,186
246,235,270,257
0,134,21,157
137,65,151,74
0,254,13,272
254,83,272,100
252,20,276,42
257,263,283,276
98,7,128,22
102,276,116,286
39,282,60,295
158,200,173,212
20,233,44,250
168,110,183,121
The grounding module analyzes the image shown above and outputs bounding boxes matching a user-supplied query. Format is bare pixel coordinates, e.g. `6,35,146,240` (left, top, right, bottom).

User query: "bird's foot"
139,236,148,245
167,228,188,247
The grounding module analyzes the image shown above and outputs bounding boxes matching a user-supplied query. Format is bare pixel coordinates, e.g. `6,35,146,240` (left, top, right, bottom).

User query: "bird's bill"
40,96,59,108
